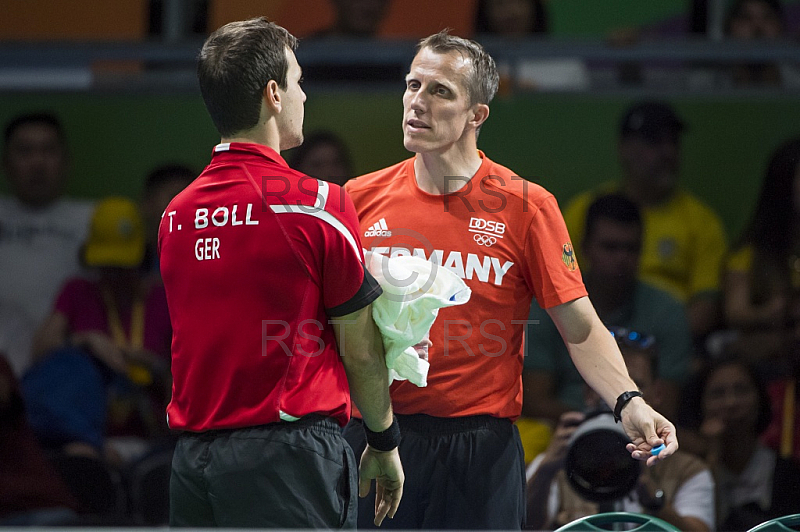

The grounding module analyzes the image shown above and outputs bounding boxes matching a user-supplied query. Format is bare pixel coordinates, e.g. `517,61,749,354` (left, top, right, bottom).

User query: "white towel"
364,251,471,387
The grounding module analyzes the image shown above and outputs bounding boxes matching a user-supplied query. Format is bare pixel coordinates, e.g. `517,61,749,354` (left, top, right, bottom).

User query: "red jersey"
160,143,380,431
345,152,586,419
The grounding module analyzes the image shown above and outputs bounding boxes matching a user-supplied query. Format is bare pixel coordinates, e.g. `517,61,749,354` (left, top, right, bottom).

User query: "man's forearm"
334,305,393,432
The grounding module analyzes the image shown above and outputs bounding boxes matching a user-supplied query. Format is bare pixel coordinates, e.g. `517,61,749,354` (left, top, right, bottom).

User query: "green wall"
2,91,799,242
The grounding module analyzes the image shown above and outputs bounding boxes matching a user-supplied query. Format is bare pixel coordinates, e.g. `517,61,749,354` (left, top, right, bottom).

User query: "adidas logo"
364,218,392,237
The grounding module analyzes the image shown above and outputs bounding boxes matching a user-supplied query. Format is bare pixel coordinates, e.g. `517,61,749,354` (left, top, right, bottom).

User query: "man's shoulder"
634,280,685,309
346,159,410,195
479,157,561,218
670,190,724,223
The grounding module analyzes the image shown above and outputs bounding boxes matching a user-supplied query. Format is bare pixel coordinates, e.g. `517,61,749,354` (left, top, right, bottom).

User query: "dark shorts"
170,415,357,528
343,414,526,530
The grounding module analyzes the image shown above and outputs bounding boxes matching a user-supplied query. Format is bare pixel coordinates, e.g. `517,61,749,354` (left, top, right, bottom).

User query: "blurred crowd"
2,0,800,530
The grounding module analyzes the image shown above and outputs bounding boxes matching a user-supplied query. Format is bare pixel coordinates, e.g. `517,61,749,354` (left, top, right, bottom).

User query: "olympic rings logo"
473,234,497,247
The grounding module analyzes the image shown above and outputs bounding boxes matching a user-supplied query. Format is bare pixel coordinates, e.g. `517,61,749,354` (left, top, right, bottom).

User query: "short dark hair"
197,17,298,137
584,194,642,241
144,164,196,196
416,30,499,107
4,113,65,148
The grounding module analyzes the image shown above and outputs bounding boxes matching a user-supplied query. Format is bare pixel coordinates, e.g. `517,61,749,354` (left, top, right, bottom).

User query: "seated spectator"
723,137,800,365
563,101,727,343
26,197,172,465
680,357,800,531
303,0,403,83
139,164,195,275
722,137,800,461
525,194,692,424
312,0,391,38
0,298,36,378
473,0,590,92
525,331,714,531
723,0,800,88
0,353,78,525
286,130,354,186
0,113,93,376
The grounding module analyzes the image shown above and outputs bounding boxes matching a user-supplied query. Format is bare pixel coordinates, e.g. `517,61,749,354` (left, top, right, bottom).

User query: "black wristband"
614,390,643,423
364,416,401,451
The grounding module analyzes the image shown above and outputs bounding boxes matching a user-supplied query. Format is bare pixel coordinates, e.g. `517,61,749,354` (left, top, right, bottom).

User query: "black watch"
613,390,643,422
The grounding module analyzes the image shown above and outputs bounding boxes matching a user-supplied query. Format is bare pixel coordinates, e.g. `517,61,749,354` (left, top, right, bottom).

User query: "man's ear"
470,103,490,130
264,79,281,113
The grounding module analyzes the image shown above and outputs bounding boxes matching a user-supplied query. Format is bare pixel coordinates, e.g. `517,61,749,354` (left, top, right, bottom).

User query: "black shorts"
170,415,357,528
343,414,526,530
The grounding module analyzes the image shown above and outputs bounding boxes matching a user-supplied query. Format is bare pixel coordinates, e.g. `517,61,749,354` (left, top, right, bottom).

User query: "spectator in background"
721,137,800,461
525,330,714,531
26,197,172,466
0,353,78,526
287,130,354,187
563,101,727,344
473,0,589,92
474,0,548,36
0,113,93,376
525,194,692,425
140,164,194,275
303,0,402,83
723,0,800,88
681,358,800,531
0,298,36,379
723,137,800,364
314,0,391,38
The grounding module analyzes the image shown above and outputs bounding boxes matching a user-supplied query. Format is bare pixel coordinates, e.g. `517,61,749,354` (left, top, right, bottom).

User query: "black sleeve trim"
326,263,383,317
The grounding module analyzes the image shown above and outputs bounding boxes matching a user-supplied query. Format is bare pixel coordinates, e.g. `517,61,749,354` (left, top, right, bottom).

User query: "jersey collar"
212,142,289,168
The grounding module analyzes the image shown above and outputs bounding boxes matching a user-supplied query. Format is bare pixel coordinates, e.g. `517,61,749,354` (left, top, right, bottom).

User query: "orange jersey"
346,152,586,419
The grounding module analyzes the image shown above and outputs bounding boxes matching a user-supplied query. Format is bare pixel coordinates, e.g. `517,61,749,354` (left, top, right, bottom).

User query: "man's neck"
621,180,672,207
413,145,483,195
222,123,280,154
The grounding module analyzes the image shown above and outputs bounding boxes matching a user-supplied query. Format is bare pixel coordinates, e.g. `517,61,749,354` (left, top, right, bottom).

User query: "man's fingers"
358,474,372,498
374,486,389,526
387,486,402,519
373,486,402,526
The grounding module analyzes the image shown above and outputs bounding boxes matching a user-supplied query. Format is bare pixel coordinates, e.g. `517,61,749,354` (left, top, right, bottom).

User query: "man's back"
160,143,374,431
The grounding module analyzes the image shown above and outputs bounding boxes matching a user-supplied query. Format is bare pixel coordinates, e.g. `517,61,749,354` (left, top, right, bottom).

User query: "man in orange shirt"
344,31,678,529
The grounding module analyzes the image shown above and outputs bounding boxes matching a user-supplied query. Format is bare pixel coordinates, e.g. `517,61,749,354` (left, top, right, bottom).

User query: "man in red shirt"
344,31,679,529
159,18,403,528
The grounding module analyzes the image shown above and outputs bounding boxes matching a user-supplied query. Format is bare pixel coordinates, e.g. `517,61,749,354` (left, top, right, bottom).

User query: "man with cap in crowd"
562,101,727,342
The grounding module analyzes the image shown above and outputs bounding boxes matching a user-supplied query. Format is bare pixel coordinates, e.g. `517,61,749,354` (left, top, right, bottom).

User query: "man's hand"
412,331,432,361
358,446,404,526
621,397,679,466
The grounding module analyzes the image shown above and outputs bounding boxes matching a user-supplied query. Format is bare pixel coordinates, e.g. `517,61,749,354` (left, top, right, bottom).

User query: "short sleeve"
522,195,587,309
321,186,382,316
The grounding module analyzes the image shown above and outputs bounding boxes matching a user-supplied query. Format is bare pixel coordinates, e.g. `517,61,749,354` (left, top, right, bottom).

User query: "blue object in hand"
650,444,665,456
